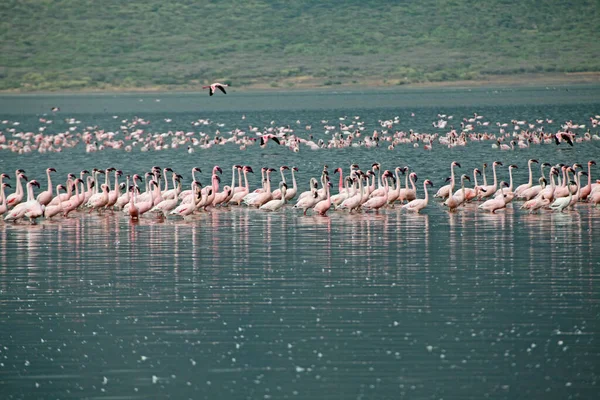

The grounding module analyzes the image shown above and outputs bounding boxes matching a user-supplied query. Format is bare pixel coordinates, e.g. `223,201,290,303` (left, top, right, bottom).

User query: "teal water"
0,87,599,399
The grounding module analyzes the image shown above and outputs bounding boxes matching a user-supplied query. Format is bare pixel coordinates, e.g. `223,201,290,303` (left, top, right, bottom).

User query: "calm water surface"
1,87,599,399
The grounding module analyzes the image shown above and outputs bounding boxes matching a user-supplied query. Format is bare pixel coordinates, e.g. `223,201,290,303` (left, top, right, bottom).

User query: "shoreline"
2,72,600,96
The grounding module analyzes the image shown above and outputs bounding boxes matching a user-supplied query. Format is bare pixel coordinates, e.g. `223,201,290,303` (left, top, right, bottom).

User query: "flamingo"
434,161,460,199
271,166,290,199
331,177,353,207
478,161,503,199
129,180,157,219
36,167,57,206
0,182,12,217
179,167,202,201
61,179,85,217
151,177,182,215
518,162,552,200
399,171,417,202
494,164,518,197
362,170,391,212
478,182,509,213
260,182,288,211
43,184,67,219
5,170,26,209
579,160,596,200
514,159,539,196
445,174,470,211
245,169,274,208
550,181,577,212
106,169,123,209
402,180,433,213
386,167,403,206
88,184,110,213
203,82,229,96
171,181,203,218
4,180,41,223
338,174,364,213
312,181,333,216
293,179,321,215
230,166,254,205
284,167,299,201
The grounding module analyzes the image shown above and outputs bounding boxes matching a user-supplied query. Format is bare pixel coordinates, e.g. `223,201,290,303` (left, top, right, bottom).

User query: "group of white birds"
1,159,598,224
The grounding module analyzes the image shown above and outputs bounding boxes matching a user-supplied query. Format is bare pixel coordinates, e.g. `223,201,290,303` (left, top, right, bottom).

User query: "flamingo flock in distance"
1,110,600,154
1,159,598,224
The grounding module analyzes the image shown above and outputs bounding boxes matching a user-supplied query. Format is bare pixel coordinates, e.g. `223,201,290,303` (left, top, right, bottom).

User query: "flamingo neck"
46,170,53,193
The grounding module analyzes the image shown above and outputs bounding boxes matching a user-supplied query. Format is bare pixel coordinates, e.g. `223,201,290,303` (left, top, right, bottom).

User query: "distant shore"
2,72,600,95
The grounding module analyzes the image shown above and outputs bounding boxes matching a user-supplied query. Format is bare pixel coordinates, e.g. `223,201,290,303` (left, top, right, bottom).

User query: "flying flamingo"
402,180,433,213
203,82,229,96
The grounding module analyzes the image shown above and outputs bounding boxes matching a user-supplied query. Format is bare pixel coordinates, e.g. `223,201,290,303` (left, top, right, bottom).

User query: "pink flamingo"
202,82,229,96
478,182,509,213
434,161,460,199
43,184,67,219
36,167,57,206
230,166,254,205
61,179,84,217
477,161,503,200
579,160,596,200
5,169,26,208
362,170,391,212
171,181,203,218
293,178,321,215
312,181,333,216
514,159,539,196
271,166,290,199
260,182,288,211
4,180,41,223
402,180,433,213
445,174,470,211
0,182,12,217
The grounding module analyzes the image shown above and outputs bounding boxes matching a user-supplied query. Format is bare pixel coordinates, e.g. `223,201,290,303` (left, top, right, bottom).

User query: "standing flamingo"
0,182,12,217
260,182,288,211
514,159,539,196
5,170,26,209
402,180,433,213
36,167,57,206
434,161,460,199
312,182,333,216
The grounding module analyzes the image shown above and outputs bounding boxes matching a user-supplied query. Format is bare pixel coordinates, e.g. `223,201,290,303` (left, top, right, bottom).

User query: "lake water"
1,86,599,399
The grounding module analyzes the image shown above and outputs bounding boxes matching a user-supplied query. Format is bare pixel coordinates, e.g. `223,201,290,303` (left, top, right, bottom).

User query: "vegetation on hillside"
1,0,599,91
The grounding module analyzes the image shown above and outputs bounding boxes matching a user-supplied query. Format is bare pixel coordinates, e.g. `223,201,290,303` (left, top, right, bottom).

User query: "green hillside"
1,0,600,91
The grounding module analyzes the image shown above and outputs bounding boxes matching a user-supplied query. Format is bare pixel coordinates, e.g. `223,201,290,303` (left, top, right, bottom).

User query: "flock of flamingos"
0,159,598,224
